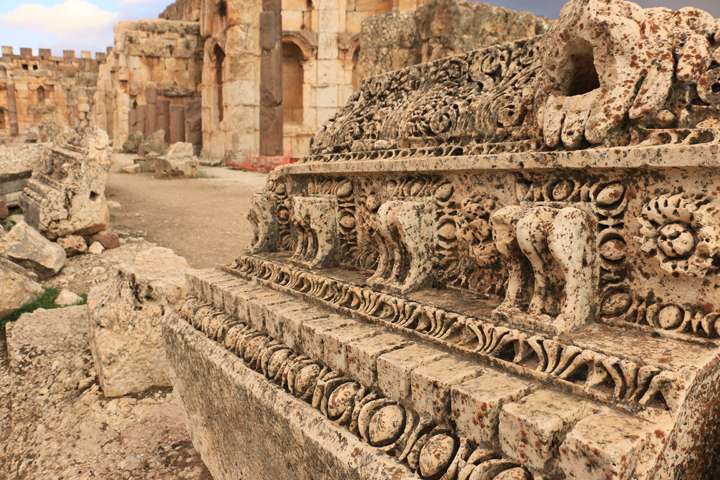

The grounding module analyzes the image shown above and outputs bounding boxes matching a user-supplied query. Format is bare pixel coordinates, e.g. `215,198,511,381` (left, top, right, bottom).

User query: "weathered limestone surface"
0,220,66,279
89,247,190,397
156,142,199,177
20,127,113,239
0,143,45,207
0,257,42,319
168,1,720,480
122,131,144,154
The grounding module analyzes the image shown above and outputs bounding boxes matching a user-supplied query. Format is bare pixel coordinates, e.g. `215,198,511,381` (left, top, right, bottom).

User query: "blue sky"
0,0,719,58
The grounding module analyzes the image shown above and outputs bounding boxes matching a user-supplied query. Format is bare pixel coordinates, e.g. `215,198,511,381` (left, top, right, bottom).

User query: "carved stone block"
291,196,338,269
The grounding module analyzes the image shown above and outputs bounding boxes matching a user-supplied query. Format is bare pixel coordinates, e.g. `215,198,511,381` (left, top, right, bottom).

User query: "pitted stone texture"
280,307,335,352
377,345,449,403
0,220,66,279
156,142,199,177
559,411,660,480
319,323,381,374
57,234,88,256
499,391,597,471
139,129,166,156
300,316,354,362
122,130,144,154
451,371,535,446
246,291,296,333
0,258,43,319
162,314,421,480
89,247,190,397
411,356,483,421
346,333,412,388
263,301,316,341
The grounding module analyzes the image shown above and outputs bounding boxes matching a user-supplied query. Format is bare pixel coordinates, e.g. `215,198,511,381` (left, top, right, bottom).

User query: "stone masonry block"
221,283,266,323
280,307,333,352
301,316,354,362
209,277,247,310
499,390,597,471
411,357,482,421
346,333,412,388
264,301,315,341
247,291,295,333
377,345,448,403
559,411,656,480
451,370,535,446
186,270,226,297
319,323,381,374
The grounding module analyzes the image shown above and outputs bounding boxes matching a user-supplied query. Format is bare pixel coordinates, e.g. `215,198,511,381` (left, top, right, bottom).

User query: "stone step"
177,268,670,480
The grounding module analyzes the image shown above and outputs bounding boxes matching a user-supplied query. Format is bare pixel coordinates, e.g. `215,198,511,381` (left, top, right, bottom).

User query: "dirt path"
106,155,268,269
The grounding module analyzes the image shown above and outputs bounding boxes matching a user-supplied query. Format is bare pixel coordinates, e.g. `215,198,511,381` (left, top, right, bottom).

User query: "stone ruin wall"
0,47,107,141
93,20,203,153
159,0,202,22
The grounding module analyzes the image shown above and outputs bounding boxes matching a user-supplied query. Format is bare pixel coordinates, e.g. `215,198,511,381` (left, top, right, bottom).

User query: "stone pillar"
259,0,283,156
170,105,186,144
7,83,18,137
136,105,147,138
158,100,170,143
185,99,202,149
128,109,138,136
146,86,158,137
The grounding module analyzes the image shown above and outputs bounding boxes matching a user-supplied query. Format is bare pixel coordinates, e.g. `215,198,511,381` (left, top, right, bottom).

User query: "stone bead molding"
306,0,720,159
226,255,676,413
176,297,536,480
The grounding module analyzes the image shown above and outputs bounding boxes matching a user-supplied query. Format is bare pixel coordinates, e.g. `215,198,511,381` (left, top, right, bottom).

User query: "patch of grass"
1,218,15,232
201,161,223,167
0,288,87,331
110,214,116,223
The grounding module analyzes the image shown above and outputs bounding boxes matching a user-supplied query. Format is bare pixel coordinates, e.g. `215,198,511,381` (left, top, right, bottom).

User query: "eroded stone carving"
291,196,338,269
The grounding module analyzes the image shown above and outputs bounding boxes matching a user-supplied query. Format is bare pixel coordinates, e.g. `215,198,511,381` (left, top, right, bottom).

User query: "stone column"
170,105,186,144
259,0,283,156
146,86,158,137
158,100,170,143
128,109,138,136
185,99,202,149
136,105,147,138
7,83,18,137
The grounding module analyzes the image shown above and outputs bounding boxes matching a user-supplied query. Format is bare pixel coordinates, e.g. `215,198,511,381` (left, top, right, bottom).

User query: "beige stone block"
317,60,338,85
559,412,656,480
246,291,297,333
317,33,338,60
499,391,596,471
451,371,535,446
345,333,412,388
355,0,391,11
282,10,304,31
282,0,307,11
300,316,354,362
345,12,367,34
317,107,338,126
411,357,482,421
316,85,339,108
318,9,339,33
224,80,257,107
77,103,90,112
319,323,381,374
265,303,324,342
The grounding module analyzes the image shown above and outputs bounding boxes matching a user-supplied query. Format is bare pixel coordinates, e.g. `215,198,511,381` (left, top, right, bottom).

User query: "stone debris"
89,247,190,397
139,129,167,157
57,235,88,257
88,241,104,255
0,143,46,207
38,118,75,145
0,306,213,480
155,142,199,177
122,163,142,174
122,130,145,154
0,220,66,279
55,289,83,306
0,257,43,319
20,127,113,240
91,231,121,250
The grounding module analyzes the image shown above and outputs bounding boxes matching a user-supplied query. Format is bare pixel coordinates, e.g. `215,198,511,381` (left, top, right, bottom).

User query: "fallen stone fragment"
0,200,8,220
55,289,83,306
122,164,141,174
91,232,121,250
122,130,144,154
155,142,199,177
88,241,104,255
140,129,166,156
57,234,88,256
0,258,43,319
0,220,66,279
89,247,190,397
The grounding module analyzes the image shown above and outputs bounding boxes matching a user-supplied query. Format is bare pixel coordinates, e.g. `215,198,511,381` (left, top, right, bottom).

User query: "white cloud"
0,0,119,39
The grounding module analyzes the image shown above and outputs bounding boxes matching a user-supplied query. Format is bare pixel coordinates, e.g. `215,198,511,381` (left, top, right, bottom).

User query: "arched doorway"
283,43,304,125
213,44,225,123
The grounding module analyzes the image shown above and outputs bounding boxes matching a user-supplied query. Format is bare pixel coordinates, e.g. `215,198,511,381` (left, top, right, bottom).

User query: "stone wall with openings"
0,47,107,141
92,19,203,152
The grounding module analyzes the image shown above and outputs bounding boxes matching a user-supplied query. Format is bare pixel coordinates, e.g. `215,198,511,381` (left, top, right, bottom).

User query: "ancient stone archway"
212,44,225,124
282,43,304,125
